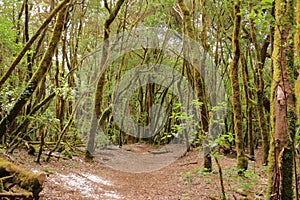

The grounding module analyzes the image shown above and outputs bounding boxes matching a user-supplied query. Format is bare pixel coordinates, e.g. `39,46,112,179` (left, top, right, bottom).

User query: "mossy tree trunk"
240,48,254,158
230,0,248,173
0,158,46,199
85,0,125,160
248,2,270,165
177,0,210,171
294,1,300,197
198,0,210,171
295,0,300,117
267,0,296,199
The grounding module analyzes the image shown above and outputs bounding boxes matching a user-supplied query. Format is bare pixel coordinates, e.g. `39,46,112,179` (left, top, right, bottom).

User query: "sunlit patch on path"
49,172,122,199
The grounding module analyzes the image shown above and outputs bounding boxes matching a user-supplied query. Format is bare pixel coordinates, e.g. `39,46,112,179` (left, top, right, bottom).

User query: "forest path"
39,144,207,200
1,144,268,200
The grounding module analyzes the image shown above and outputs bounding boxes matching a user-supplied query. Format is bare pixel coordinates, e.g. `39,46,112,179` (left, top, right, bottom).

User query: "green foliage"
0,17,20,50
0,86,20,113
181,193,191,200
153,132,172,145
142,0,176,27
169,103,201,143
180,167,201,185
54,78,76,101
181,171,192,184
0,16,21,68
224,166,260,193
213,132,234,149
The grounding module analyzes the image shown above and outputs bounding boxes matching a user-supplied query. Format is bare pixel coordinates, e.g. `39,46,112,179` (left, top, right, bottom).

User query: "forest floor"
1,144,270,200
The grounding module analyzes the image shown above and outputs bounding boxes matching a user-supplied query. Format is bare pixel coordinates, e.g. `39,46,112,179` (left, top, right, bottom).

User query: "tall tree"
230,0,248,173
177,0,211,171
240,47,254,158
248,2,270,165
267,0,296,198
85,0,126,160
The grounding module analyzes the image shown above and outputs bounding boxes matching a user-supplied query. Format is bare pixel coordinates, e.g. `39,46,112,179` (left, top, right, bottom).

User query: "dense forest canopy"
0,0,300,199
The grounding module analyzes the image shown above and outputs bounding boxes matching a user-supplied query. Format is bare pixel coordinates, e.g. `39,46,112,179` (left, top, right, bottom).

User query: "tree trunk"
177,0,211,171
86,0,125,160
0,158,46,199
293,0,300,198
267,0,295,198
248,2,269,164
230,0,248,173
240,47,254,158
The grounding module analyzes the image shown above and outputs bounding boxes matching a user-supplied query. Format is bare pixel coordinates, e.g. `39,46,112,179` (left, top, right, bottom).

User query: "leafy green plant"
180,167,202,185
213,132,234,149
180,171,193,185
224,166,260,194
169,103,201,144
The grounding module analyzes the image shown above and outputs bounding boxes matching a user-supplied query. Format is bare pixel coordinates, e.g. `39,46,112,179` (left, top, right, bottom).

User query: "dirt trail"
1,144,268,200
97,143,187,173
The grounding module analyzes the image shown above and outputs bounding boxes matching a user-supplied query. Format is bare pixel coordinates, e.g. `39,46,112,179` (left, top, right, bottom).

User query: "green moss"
62,149,72,159
203,154,212,172
295,76,300,116
0,158,45,199
266,137,275,199
281,147,294,199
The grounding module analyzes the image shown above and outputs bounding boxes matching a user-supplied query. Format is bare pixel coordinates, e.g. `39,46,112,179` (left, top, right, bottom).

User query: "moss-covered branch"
0,158,46,199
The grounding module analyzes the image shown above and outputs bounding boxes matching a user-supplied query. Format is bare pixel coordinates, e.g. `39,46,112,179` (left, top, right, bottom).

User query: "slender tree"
85,0,126,160
240,47,254,158
177,0,211,171
248,2,270,165
230,0,248,173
